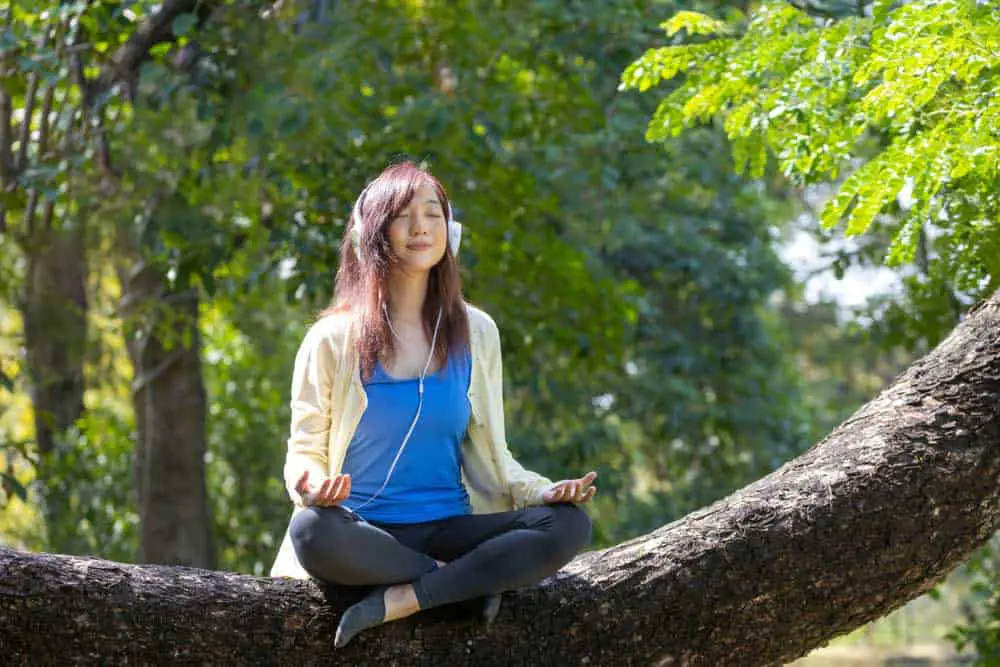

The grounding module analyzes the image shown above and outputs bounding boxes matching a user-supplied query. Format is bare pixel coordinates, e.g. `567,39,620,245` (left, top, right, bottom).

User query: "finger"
332,476,348,502
310,478,326,503
581,471,598,484
296,470,310,494
339,475,352,501
323,477,340,505
582,486,597,502
317,478,334,505
330,476,347,504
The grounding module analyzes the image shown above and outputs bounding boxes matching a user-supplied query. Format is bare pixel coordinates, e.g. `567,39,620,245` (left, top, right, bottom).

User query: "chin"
399,249,446,273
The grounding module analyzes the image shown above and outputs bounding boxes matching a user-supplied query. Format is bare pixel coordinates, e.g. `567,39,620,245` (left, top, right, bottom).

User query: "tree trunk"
21,215,87,457
2,289,1000,666
20,223,88,551
118,258,215,569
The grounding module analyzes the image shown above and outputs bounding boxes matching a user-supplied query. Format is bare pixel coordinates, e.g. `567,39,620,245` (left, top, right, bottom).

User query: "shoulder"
300,309,355,354
464,301,502,355
464,301,499,337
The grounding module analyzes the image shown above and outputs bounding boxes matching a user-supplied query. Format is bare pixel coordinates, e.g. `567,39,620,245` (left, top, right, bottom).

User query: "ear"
350,217,363,262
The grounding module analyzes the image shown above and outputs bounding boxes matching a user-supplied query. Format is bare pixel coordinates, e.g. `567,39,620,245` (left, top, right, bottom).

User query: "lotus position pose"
269,161,597,647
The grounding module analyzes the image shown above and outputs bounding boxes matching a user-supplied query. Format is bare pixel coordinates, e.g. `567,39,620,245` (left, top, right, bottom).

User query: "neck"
385,269,430,324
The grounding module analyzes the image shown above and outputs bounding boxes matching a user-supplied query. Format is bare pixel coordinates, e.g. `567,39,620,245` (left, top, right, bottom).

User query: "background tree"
1,0,270,565
2,1,112,553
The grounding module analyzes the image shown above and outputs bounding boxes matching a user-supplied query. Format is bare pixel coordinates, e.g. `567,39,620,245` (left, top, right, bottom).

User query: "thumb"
296,470,310,493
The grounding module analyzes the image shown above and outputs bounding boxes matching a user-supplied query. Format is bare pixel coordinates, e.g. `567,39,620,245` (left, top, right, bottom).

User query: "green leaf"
660,11,729,37
886,216,923,267
873,0,896,23
172,13,197,37
619,43,724,93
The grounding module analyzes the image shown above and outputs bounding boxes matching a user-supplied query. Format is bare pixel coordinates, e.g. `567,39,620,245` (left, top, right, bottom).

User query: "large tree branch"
3,288,1000,665
89,0,276,104
83,0,272,178
0,68,14,208
90,0,213,101
14,20,56,174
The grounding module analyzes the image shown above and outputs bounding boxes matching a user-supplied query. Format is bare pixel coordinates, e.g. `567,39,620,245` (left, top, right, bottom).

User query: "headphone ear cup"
448,219,462,257
350,224,362,261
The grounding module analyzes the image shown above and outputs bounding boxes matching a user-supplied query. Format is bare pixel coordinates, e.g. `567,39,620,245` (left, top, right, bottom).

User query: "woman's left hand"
542,471,598,504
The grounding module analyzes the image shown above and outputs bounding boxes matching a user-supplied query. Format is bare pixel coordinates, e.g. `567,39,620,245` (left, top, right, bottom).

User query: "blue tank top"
341,345,472,524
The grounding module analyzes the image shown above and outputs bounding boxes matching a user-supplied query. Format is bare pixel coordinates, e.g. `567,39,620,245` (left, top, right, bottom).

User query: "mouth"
407,243,433,251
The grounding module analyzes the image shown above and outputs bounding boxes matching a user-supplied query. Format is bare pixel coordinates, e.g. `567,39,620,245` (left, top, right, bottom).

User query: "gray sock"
483,593,502,626
334,586,387,648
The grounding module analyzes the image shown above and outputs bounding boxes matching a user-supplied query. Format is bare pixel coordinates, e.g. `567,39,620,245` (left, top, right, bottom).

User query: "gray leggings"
289,503,592,609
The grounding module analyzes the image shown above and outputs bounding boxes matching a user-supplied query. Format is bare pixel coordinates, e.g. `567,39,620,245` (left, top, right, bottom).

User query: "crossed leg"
289,503,592,646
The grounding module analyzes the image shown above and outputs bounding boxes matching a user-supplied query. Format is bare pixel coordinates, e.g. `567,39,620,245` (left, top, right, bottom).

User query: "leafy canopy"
621,0,1000,297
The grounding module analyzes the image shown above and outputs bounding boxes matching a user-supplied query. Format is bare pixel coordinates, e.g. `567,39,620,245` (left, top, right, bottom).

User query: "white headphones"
349,185,463,262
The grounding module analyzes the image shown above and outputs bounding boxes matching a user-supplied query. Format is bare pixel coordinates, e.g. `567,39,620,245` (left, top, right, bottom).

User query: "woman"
269,161,597,648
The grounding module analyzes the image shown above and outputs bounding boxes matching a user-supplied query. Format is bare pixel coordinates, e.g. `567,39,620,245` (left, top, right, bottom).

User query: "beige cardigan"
270,304,554,578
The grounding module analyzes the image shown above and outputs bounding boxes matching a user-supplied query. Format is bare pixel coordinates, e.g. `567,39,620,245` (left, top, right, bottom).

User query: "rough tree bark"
2,289,999,665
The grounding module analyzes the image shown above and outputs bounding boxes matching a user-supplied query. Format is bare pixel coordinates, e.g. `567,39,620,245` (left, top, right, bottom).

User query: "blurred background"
1,0,997,664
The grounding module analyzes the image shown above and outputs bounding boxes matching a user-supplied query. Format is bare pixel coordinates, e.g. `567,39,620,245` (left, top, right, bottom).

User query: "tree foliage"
622,0,1000,322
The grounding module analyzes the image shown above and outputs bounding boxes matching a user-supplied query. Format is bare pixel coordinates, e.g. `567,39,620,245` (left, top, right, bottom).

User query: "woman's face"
386,182,448,273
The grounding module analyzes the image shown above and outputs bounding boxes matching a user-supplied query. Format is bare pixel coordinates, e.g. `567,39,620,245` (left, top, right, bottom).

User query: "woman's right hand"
296,470,352,507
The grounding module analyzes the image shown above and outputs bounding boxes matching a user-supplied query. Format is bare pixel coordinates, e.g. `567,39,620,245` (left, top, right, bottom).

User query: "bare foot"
383,584,420,622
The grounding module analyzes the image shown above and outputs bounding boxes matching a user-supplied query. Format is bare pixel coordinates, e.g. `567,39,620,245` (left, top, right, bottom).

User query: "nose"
411,212,436,236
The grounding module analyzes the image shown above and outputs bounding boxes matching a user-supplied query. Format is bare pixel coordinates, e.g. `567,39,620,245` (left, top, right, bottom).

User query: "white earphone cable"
347,307,443,514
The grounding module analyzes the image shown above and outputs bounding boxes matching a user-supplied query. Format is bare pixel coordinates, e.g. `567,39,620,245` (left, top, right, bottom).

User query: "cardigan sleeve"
482,314,554,508
283,321,338,507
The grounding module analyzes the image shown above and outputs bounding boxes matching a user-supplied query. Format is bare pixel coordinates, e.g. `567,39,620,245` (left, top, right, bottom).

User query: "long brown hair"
323,161,470,380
